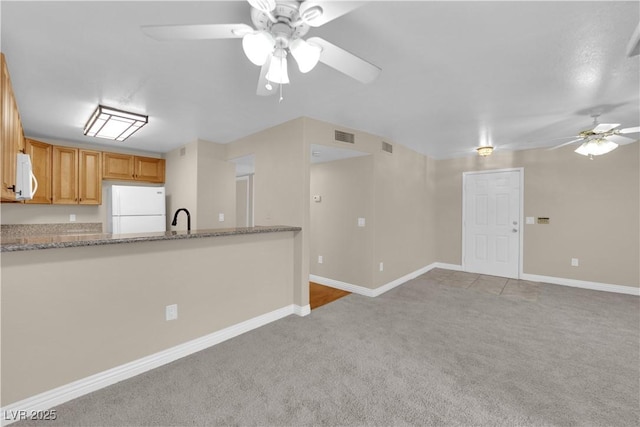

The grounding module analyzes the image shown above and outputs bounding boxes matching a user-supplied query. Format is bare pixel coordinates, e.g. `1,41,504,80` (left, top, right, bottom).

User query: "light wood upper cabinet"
25,139,52,204
103,152,165,183
102,152,135,180
52,146,78,204
79,150,102,205
135,156,165,183
1,53,26,202
52,147,102,205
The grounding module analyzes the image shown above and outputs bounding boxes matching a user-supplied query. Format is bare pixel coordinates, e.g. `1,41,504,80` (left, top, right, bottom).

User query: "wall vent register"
335,130,355,144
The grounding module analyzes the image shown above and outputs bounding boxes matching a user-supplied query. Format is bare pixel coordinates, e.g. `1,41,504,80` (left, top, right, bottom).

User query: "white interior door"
463,169,522,278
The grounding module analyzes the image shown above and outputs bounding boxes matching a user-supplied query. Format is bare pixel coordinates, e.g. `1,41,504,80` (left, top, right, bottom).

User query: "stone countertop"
0,226,301,252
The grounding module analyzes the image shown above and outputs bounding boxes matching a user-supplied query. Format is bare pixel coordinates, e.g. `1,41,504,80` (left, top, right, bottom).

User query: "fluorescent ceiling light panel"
84,105,148,141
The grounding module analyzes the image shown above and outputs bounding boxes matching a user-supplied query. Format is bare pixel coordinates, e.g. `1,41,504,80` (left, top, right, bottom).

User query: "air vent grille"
335,130,355,144
382,141,393,154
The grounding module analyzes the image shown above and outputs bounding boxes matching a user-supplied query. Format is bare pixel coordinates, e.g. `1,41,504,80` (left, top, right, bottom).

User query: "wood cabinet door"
25,139,52,204
79,150,102,205
1,55,17,201
135,156,165,183
52,146,78,204
102,152,134,180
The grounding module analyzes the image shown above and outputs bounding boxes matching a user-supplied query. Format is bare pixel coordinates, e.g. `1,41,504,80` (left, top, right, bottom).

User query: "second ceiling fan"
142,0,381,98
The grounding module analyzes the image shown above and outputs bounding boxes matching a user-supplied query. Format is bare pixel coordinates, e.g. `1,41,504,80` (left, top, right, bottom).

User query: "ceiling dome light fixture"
574,138,618,159
476,146,494,157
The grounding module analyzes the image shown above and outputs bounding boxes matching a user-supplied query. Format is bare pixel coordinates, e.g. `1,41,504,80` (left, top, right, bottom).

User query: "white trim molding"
310,263,439,298
521,273,639,296
293,304,311,316
1,304,300,426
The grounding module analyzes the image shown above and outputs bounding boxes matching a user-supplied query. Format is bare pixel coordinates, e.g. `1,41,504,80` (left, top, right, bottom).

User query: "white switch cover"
526,217,535,225
571,258,579,267
318,255,323,264
69,214,76,222
218,213,225,222
379,262,384,272
358,218,366,227
165,304,178,321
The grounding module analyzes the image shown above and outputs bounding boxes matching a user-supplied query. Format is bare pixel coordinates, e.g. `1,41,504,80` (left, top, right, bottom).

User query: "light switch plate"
358,218,366,227
69,214,76,222
526,216,534,225
318,255,323,264
218,213,224,222
571,258,579,267
165,304,178,321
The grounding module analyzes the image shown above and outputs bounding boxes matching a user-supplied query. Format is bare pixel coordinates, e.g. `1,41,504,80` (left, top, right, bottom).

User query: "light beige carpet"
15,269,640,426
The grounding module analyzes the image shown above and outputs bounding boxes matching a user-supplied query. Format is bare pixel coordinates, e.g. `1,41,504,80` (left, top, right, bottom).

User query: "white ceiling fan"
141,0,381,99
549,115,639,158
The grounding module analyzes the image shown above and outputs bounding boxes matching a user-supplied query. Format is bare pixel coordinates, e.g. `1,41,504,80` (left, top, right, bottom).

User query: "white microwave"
15,153,38,201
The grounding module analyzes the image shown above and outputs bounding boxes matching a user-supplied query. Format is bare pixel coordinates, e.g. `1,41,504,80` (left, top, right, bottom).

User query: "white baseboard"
310,262,439,298
310,274,376,297
293,304,311,316
0,304,299,426
521,273,639,296
433,262,463,271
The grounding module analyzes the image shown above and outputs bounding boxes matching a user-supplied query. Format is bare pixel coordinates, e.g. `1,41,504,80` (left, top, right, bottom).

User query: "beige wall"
304,117,437,289
197,142,236,229
165,140,236,230
226,118,309,306
1,231,297,405
435,143,640,287
165,141,199,230
310,156,375,287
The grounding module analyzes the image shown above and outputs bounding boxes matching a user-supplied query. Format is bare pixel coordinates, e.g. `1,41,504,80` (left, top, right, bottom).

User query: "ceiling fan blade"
548,138,584,150
592,123,620,133
619,126,640,134
299,1,364,27
307,37,380,84
141,23,253,41
606,134,636,145
257,57,278,96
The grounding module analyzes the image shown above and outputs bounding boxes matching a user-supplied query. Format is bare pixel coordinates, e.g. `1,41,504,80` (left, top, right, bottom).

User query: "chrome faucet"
171,208,191,231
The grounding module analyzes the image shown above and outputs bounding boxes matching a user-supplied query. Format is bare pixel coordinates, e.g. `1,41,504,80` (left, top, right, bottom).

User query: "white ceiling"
2,1,639,159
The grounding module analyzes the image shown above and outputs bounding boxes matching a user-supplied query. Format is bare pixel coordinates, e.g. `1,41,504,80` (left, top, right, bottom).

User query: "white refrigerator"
108,185,166,234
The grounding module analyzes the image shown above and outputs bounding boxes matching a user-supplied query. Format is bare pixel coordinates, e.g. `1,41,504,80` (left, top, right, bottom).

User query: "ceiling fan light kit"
476,146,494,157
574,138,618,158
142,0,381,99
547,114,639,158
265,48,290,84
242,31,276,66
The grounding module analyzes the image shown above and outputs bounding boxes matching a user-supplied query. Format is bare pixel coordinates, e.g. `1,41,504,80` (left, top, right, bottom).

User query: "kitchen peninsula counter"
0,225,301,252
2,223,305,407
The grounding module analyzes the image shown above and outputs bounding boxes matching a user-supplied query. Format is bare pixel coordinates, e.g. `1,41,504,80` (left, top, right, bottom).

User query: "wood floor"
309,282,351,310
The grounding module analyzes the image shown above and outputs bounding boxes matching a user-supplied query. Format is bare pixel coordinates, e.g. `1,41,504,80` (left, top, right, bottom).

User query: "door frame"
461,167,524,279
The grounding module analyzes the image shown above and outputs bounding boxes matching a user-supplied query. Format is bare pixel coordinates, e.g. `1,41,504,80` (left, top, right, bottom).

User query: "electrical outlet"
69,214,76,222
379,262,384,272
165,304,178,321
571,258,579,267
218,213,225,222
358,218,366,227
318,255,323,264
